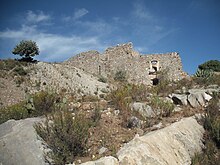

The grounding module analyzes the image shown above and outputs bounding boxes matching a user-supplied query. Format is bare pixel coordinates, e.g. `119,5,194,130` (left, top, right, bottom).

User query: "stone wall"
66,43,187,85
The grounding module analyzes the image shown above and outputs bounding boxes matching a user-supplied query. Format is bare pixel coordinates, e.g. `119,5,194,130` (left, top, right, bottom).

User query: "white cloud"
73,8,89,20
0,25,106,62
75,19,115,34
63,8,89,22
132,2,153,21
26,10,51,23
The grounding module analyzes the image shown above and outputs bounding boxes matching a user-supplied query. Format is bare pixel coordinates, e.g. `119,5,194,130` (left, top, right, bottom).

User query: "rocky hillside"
0,58,219,165
0,60,109,108
0,117,204,165
27,62,108,95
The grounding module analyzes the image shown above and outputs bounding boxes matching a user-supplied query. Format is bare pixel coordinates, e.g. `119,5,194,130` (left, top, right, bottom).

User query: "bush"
98,76,107,83
114,70,127,82
14,66,27,76
0,101,29,124
199,60,220,72
150,96,174,117
0,59,28,78
0,91,58,124
194,69,213,79
31,91,57,116
203,95,220,147
191,95,220,164
192,74,220,86
35,109,91,164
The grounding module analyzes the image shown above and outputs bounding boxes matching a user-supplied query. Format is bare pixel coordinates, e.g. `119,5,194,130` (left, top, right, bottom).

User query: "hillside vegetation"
0,57,220,164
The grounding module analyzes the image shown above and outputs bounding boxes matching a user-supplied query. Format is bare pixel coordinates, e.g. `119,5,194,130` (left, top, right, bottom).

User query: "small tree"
12,40,39,61
198,60,220,72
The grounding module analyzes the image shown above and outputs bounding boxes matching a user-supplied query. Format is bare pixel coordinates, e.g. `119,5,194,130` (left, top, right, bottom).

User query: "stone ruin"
66,42,187,85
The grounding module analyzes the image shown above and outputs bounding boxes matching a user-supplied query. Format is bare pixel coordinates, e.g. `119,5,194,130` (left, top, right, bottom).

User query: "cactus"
194,69,213,78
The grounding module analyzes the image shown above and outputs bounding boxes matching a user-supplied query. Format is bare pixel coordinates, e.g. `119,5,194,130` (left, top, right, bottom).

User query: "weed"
0,101,29,124
0,91,58,124
114,70,127,82
150,96,174,117
82,95,99,102
191,94,220,164
98,76,107,83
14,66,27,76
35,109,91,164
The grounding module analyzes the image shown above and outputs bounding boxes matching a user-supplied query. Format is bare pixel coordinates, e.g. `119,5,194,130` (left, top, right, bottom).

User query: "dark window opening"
98,66,101,75
152,78,159,85
152,66,158,72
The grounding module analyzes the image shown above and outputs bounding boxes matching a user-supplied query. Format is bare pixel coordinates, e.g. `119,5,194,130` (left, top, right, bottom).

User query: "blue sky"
0,0,219,74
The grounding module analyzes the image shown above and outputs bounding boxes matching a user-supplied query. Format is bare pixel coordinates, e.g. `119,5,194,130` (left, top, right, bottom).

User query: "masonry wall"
66,43,187,85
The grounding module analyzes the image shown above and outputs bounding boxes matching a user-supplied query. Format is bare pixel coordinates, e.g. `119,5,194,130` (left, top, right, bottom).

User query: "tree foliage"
198,60,220,72
12,40,39,61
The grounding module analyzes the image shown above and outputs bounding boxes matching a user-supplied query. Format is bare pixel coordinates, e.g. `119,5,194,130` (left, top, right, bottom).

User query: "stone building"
66,42,187,85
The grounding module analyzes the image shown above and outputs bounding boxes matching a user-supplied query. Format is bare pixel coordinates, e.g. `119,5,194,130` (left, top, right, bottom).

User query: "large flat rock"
0,118,45,165
116,117,205,165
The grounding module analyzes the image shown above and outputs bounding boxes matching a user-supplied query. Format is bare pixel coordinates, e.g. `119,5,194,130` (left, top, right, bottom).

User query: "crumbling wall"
66,43,187,85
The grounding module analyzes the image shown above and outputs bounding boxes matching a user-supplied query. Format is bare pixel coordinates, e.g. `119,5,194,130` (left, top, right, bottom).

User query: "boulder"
171,89,213,108
171,94,188,106
127,116,142,128
130,102,155,118
188,91,212,108
80,156,119,165
0,118,45,165
117,117,204,165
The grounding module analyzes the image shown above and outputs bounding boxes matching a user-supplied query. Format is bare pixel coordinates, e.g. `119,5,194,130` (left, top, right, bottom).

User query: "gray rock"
182,86,188,94
130,102,155,118
188,91,212,108
98,147,108,155
127,116,142,128
117,117,204,165
173,106,182,112
80,156,119,165
171,94,188,105
0,118,46,165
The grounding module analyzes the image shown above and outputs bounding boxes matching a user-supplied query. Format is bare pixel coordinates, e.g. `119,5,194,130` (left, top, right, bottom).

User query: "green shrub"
192,74,220,86
0,59,28,71
98,76,107,83
0,101,29,124
194,69,213,79
150,96,174,117
191,141,219,165
0,91,58,124
34,109,90,164
91,108,101,126
192,95,220,164
107,84,149,126
14,66,27,76
114,70,127,82
32,91,57,115
150,69,175,96
199,60,220,72
203,95,220,147
82,95,99,102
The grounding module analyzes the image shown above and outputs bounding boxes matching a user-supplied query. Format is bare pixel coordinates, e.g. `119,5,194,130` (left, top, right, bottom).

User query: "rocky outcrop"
117,117,204,165
130,102,155,118
80,156,119,165
171,88,214,108
171,94,188,106
28,62,108,95
79,117,204,165
0,118,45,165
